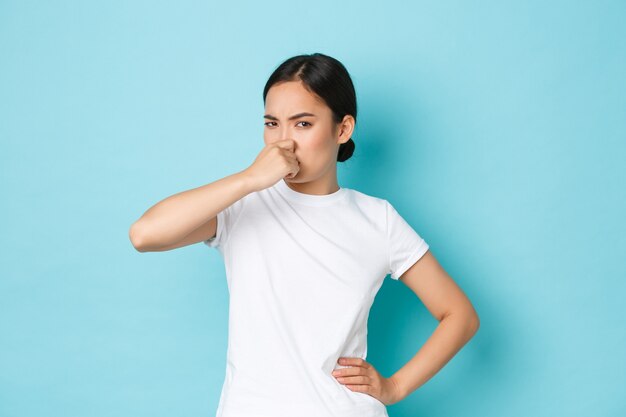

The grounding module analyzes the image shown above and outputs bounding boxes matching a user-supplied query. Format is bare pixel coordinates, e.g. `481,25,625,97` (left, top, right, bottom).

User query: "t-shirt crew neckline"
275,178,348,206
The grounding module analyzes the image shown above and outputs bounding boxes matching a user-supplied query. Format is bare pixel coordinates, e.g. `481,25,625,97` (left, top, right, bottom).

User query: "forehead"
265,81,327,112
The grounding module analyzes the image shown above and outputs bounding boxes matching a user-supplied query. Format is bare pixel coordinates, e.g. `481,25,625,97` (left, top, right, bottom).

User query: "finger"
286,170,299,179
281,150,298,163
288,159,300,174
332,365,366,377
338,357,368,368
335,375,371,385
343,383,373,394
283,152,298,163
274,138,296,152
285,164,299,178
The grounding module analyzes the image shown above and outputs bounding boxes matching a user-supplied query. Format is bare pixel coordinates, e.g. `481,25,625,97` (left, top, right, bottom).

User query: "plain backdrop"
1,1,624,416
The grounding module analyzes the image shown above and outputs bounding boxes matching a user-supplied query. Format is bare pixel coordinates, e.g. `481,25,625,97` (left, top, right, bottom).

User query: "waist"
216,365,388,417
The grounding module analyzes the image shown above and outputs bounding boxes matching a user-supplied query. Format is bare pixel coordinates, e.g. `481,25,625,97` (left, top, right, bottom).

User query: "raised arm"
128,138,300,252
128,171,253,252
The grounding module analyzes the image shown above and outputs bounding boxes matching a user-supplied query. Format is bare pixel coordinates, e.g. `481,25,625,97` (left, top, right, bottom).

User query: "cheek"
307,130,333,152
297,135,324,158
297,139,334,167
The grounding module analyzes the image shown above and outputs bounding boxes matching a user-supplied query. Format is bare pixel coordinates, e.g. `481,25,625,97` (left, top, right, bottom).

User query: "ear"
336,115,355,145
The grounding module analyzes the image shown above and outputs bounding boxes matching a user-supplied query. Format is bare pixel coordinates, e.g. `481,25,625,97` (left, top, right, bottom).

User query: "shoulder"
344,188,416,228
344,187,390,217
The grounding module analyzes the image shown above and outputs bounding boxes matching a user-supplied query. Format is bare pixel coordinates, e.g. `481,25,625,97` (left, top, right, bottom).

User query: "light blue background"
1,1,624,416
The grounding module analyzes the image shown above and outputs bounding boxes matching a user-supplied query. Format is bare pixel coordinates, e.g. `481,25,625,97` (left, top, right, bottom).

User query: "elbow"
445,305,480,338
464,303,480,338
462,301,480,336
469,313,480,335
129,221,149,252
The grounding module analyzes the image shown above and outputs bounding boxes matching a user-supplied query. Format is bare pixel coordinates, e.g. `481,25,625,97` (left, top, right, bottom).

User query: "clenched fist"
242,139,300,192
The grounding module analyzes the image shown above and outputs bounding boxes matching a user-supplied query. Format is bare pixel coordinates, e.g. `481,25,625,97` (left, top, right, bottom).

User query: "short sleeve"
204,196,247,250
386,200,429,280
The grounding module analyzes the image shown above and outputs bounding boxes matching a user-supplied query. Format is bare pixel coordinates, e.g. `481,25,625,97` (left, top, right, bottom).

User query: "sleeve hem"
385,200,392,277
203,209,225,248
390,240,429,280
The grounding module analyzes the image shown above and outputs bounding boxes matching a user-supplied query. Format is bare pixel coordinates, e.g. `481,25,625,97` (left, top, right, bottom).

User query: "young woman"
129,53,479,417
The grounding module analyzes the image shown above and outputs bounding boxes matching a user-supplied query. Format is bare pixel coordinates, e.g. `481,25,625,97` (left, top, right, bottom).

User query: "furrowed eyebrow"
263,112,317,121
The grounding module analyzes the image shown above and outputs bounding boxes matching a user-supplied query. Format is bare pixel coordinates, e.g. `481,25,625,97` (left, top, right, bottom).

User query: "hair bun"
337,138,355,162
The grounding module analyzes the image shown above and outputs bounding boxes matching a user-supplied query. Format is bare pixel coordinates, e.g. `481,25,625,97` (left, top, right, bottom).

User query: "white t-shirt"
205,178,429,417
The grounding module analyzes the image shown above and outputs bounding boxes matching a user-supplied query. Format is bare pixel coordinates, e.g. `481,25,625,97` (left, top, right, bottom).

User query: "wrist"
233,169,259,194
389,374,408,402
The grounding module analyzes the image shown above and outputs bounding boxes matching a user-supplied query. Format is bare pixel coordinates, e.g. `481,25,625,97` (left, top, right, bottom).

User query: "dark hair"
263,53,357,162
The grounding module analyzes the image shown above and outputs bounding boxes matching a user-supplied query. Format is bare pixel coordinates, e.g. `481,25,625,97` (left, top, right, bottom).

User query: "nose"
279,125,295,142
267,126,296,146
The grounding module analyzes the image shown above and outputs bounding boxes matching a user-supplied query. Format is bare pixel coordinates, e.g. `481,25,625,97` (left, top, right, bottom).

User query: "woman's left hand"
331,357,403,405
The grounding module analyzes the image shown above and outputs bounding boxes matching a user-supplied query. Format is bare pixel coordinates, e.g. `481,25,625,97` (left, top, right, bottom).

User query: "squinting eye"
264,121,311,127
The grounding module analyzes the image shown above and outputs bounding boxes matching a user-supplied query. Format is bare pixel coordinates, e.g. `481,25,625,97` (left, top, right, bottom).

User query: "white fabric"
205,179,429,417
